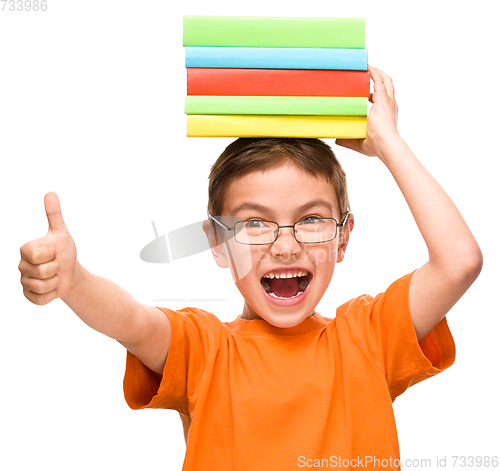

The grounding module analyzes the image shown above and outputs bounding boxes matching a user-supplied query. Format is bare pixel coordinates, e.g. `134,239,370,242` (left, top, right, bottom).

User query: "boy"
19,67,482,470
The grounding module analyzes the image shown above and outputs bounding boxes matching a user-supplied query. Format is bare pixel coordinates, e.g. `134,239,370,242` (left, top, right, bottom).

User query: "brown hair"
208,138,350,220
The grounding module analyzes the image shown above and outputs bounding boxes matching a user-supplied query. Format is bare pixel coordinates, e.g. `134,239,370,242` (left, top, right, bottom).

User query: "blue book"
184,46,368,71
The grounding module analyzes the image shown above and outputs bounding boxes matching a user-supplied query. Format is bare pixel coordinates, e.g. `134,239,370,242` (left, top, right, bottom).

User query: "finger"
376,68,395,98
19,258,60,279
23,287,59,306
45,192,68,234
20,241,56,265
368,65,382,81
335,138,362,153
368,65,387,95
21,274,60,295
369,65,395,99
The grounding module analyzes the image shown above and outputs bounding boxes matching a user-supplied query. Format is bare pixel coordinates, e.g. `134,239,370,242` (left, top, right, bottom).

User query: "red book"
187,68,370,98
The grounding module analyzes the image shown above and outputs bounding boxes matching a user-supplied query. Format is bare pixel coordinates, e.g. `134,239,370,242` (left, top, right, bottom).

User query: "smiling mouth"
260,270,312,299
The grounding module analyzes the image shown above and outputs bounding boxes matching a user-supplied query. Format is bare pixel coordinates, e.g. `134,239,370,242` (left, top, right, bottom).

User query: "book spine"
183,16,365,49
184,47,368,71
186,115,367,138
185,96,368,116
187,68,370,98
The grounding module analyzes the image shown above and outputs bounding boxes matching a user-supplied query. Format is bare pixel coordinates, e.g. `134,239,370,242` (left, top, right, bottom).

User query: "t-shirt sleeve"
123,307,220,415
339,271,456,401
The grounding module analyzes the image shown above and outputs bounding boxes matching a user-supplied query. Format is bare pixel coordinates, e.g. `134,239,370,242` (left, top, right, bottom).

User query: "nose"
269,226,302,259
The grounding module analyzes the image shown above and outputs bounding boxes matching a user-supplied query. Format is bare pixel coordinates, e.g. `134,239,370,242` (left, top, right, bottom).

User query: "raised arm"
336,66,483,341
19,192,170,374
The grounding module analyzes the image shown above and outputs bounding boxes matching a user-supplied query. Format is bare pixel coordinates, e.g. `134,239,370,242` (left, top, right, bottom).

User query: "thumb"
44,192,68,234
335,138,362,152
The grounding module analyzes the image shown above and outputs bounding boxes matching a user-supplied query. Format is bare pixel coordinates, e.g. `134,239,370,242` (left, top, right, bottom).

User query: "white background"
1,0,498,469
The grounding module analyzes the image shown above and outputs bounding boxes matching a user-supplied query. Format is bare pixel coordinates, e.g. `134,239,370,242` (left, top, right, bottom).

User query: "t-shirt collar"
227,312,329,336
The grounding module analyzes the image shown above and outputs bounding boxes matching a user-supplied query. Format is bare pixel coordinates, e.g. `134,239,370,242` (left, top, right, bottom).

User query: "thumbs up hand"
19,192,79,305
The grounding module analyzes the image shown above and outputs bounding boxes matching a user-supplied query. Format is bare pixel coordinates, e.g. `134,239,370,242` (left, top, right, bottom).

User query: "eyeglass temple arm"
209,214,233,231
338,211,351,227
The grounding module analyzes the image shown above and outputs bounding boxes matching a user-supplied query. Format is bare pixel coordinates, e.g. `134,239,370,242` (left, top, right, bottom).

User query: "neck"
241,302,316,321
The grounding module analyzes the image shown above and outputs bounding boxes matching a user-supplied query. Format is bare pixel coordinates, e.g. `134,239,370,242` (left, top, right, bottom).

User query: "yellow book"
186,115,367,138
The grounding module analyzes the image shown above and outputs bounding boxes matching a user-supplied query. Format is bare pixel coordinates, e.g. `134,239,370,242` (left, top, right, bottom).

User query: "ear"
336,213,354,263
202,219,230,269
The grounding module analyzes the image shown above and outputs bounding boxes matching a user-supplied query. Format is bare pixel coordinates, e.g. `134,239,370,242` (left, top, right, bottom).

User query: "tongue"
268,277,300,298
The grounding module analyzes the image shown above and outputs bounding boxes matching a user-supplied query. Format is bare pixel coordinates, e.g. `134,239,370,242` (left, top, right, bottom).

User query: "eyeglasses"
209,212,350,245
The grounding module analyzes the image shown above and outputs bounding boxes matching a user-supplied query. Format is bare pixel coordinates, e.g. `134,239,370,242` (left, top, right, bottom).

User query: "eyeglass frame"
208,211,351,245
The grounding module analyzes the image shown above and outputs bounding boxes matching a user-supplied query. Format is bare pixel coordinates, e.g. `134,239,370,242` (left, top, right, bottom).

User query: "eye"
243,219,267,229
301,216,323,224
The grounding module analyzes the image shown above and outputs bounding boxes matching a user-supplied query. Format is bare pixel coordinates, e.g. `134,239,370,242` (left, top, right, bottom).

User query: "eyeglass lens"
234,218,338,244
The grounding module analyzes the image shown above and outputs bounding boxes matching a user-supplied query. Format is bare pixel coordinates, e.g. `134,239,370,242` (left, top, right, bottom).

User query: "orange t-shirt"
123,272,455,470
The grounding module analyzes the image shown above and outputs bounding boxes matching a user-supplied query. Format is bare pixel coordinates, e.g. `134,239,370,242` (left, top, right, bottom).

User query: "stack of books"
183,16,369,138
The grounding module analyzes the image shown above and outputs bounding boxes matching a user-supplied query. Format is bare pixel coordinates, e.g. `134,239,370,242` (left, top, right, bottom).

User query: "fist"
19,192,78,305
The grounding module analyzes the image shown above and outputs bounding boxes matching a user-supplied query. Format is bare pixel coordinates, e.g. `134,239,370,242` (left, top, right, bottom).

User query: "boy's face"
209,162,351,328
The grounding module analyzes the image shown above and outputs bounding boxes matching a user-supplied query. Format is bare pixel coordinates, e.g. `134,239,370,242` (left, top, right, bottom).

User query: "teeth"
263,270,309,279
262,281,270,293
268,291,304,299
299,279,308,291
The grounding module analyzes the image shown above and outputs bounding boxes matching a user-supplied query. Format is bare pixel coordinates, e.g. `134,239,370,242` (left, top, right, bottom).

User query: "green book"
183,16,365,49
185,96,368,117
